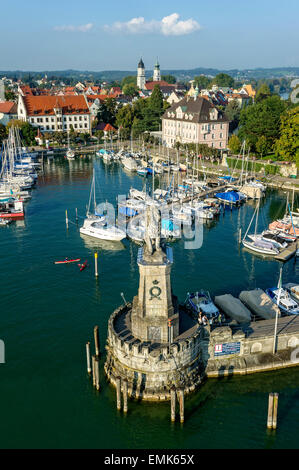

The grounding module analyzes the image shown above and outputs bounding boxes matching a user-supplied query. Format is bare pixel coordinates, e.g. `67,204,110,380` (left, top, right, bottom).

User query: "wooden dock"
275,241,298,261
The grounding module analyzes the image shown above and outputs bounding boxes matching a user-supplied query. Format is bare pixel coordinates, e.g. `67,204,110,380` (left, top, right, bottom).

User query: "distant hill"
1,67,298,82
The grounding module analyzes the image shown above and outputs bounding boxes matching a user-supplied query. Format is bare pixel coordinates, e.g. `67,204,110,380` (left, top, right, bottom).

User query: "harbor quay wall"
201,321,299,377
104,304,203,400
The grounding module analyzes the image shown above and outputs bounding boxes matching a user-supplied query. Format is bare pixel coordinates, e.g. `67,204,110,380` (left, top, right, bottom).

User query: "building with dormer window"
162,95,229,149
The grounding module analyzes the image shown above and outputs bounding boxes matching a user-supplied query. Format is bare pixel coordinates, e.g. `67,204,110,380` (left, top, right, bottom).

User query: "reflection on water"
80,233,126,252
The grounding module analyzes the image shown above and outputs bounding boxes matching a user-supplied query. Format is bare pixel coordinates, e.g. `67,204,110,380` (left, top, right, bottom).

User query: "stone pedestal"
131,246,179,343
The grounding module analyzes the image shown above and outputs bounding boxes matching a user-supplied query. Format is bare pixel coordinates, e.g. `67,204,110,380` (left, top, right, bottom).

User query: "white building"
153,59,161,82
137,58,146,90
18,94,91,133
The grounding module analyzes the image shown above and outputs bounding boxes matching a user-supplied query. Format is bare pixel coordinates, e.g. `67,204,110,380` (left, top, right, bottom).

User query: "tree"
161,75,176,84
225,100,241,132
255,83,272,102
194,75,211,90
211,73,234,88
122,83,139,97
256,135,269,157
228,135,241,155
121,76,137,88
275,106,299,164
0,123,7,144
238,95,286,153
96,98,118,125
4,89,16,101
7,120,37,146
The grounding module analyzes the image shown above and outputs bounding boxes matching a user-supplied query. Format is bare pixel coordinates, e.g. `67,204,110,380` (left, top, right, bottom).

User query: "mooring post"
94,356,100,391
95,252,99,278
238,228,242,243
116,376,122,411
92,355,96,387
94,325,100,358
86,341,91,375
267,393,274,429
123,379,128,414
170,386,176,422
272,393,279,430
179,388,185,423
65,209,69,228
75,208,78,222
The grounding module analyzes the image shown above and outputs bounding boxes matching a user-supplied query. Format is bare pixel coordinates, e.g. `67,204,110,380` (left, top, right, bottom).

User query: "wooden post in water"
179,388,185,423
272,393,279,430
267,393,274,429
94,356,100,391
94,325,100,358
86,342,91,375
65,209,69,228
92,355,96,387
116,376,122,411
170,387,176,422
75,208,78,222
123,379,128,413
239,228,242,243
95,252,99,278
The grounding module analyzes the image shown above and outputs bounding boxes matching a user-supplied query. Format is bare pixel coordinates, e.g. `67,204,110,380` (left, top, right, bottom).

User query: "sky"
0,0,298,71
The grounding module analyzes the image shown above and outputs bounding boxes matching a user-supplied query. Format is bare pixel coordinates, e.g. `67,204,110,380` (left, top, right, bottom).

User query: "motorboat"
122,157,138,172
266,287,299,315
0,198,24,219
186,291,220,320
283,283,299,303
80,218,126,241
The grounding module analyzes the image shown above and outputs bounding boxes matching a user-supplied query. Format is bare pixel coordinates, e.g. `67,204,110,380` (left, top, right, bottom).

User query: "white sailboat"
242,200,280,256
66,130,75,160
80,169,126,242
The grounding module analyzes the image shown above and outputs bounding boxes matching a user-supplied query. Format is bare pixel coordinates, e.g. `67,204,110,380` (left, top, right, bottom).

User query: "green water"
0,156,298,449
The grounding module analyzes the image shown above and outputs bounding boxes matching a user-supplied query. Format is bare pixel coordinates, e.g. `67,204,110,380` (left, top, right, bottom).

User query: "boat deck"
275,241,298,261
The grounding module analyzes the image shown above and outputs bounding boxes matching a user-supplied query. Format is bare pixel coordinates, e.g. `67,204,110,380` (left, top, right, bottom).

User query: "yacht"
266,287,299,315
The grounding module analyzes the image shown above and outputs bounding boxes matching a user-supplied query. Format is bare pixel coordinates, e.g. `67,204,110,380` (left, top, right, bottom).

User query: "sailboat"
66,130,75,160
80,169,126,242
242,200,280,256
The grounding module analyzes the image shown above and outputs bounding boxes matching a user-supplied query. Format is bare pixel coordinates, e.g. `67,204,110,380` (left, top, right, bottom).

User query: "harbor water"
0,155,299,449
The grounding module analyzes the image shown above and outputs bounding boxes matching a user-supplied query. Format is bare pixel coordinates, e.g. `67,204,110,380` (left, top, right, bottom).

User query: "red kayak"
78,261,88,271
54,258,81,265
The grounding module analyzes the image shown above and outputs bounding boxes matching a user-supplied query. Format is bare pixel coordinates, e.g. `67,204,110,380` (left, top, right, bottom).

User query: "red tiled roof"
104,123,116,132
22,95,90,116
145,81,175,91
20,85,33,96
87,94,119,102
0,101,17,114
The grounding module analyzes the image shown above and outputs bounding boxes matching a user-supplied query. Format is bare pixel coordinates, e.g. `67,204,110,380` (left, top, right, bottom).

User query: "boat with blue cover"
215,190,241,204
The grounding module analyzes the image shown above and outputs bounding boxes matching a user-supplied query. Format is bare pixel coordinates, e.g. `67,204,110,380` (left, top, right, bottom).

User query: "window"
220,133,223,139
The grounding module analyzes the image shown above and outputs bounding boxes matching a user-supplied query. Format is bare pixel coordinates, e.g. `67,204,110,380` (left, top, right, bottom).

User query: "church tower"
153,59,161,82
137,58,146,90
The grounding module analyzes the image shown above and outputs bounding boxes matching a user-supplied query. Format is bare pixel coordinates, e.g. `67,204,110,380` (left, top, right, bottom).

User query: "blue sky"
0,0,298,71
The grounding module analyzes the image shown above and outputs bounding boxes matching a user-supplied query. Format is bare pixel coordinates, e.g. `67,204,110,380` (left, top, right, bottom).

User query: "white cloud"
54,23,94,33
104,13,200,36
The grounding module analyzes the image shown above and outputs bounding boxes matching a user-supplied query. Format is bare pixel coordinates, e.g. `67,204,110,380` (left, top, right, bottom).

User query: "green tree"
238,95,286,152
255,83,272,102
194,75,211,90
4,89,16,101
96,98,118,125
0,123,8,144
7,120,37,146
275,106,299,164
228,135,241,155
225,100,241,131
256,135,269,157
161,75,176,84
122,83,139,97
121,76,137,88
211,73,234,88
